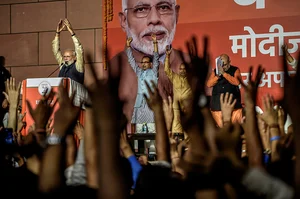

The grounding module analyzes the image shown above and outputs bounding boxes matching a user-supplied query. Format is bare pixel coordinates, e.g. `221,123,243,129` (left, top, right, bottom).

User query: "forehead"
127,0,175,7
63,51,73,56
142,57,150,61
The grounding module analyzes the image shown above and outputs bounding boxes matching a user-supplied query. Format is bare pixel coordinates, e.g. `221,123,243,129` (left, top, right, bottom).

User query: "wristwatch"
46,134,64,146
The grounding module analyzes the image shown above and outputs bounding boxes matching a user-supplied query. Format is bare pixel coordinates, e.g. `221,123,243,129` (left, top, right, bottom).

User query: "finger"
150,80,158,94
26,100,34,118
162,99,167,107
238,76,247,89
17,82,21,93
282,50,289,85
9,77,12,91
12,77,16,90
144,80,154,96
168,96,172,106
220,93,224,104
48,118,53,127
202,36,208,62
5,80,8,93
268,94,274,109
228,93,233,105
58,81,68,102
262,95,268,110
70,90,76,103
191,36,198,57
231,99,237,107
185,40,193,58
248,66,253,83
143,93,150,105
255,65,264,87
51,98,58,109
224,92,229,104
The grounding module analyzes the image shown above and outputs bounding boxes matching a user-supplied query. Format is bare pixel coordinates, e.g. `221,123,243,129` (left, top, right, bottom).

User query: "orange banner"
104,0,300,119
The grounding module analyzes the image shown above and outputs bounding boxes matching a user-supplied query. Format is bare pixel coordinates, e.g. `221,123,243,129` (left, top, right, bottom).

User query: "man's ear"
175,5,180,23
118,12,127,32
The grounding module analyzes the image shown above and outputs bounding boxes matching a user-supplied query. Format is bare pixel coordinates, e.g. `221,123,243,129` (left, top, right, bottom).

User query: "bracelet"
56,32,60,34
270,135,281,142
71,33,76,36
153,41,158,43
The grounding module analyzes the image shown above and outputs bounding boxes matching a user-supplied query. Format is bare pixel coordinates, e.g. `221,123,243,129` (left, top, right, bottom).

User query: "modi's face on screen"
119,0,180,55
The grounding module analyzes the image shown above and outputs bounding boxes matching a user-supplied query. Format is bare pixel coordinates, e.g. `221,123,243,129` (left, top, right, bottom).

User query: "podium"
21,78,90,136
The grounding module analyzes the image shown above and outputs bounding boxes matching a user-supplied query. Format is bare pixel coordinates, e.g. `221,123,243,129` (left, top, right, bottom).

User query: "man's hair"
142,55,153,63
122,0,177,11
220,54,230,62
64,49,76,57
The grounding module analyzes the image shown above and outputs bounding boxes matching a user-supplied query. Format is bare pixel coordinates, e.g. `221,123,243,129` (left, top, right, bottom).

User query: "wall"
0,0,104,86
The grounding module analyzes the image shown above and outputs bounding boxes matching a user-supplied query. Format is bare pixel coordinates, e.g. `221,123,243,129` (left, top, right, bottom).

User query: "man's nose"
147,7,162,26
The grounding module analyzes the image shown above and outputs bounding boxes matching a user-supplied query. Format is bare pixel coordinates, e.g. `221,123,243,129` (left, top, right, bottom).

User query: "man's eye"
157,4,171,11
134,7,149,13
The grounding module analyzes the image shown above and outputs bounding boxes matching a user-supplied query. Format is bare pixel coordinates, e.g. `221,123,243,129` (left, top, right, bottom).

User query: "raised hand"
220,92,236,124
56,19,65,33
27,91,57,130
63,18,74,35
151,34,157,42
166,45,172,56
259,94,278,126
238,66,264,106
282,50,300,119
163,96,174,132
3,77,21,105
126,37,133,47
53,82,81,136
144,80,162,111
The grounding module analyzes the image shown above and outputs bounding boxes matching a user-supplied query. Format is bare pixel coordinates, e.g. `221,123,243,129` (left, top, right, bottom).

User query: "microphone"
47,62,65,77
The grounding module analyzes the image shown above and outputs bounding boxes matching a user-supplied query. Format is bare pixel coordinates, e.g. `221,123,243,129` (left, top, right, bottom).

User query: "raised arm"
151,34,159,73
282,44,297,69
52,19,65,66
164,46,173,82
126,37,139,73
64,19,84,73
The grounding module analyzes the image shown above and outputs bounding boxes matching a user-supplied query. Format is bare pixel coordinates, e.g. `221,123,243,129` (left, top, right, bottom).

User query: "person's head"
141,56,152,70
119,0,180,55
220,54,231,71
63,49,76,65
0,56,5,67
179,63,186,76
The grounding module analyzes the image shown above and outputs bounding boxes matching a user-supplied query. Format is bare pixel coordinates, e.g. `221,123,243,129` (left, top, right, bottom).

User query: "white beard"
126,22,176,55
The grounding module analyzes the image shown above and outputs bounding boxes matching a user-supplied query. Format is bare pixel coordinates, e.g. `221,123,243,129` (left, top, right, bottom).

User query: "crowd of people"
0,6,298,199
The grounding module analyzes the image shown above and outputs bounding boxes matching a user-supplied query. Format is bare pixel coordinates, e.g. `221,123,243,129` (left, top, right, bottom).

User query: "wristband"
270,135,280,142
